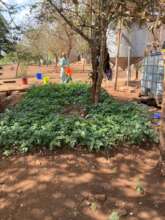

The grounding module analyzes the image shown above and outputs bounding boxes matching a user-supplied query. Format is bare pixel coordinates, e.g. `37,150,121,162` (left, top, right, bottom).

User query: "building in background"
106,24,165,70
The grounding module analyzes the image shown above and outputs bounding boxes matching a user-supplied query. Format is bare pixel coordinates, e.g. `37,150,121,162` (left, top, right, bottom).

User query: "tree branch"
46,0,92,44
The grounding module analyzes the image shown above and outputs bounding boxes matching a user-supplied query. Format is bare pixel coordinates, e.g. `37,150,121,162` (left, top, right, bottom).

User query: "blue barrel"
152,112,161,119
36,73,43,80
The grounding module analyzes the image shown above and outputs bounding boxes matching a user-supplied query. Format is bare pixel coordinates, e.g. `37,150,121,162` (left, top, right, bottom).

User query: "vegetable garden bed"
0,83,157,155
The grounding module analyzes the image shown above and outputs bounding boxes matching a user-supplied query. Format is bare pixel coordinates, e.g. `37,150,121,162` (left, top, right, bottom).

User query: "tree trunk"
135,68,139,80
46,54,49,67
90,0,108,104
90,33,107,104
15,62,20,78
91,45,98,103
159,86,165,176
67,36,72,58
55,54,58,67
95,28,107,103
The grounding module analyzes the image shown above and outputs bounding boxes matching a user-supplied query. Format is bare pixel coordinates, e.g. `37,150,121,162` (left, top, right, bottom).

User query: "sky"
4,0,35,25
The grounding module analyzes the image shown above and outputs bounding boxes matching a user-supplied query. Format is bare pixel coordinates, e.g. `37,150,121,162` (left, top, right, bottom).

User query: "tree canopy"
0,13,14,57
0,1,17,57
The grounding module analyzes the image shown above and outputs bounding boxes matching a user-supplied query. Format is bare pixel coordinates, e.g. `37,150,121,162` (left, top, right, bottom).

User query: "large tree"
36,0,164,103
0,13,14,57
17,20,83,65
0,0,18,57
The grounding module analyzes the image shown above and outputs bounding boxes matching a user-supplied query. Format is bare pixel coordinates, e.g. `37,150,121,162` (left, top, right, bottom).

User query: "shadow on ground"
0,147,164,220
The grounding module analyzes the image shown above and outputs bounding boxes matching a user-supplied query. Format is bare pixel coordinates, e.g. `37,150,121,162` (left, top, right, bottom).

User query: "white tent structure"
106,24,165,69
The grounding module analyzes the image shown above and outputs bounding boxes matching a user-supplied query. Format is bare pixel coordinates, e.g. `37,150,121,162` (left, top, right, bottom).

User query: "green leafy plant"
108,211,120,220
2,149,13,157
136,178,144,194
91,202,97,212
0,83,157,154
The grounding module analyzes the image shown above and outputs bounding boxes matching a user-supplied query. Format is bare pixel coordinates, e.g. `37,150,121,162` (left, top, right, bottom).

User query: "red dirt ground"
0,148,164,220
0,63,140,101
0,64,164,220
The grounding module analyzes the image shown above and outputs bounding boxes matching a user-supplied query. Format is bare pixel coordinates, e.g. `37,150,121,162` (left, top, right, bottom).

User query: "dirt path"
0,147,164,220
0,63,140,103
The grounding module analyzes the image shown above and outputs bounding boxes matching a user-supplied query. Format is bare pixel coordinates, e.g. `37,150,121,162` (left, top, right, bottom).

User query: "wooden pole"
114,20,122,90
15,62,20,78
159,51,165,176
127,46,131,86
83,58,85,73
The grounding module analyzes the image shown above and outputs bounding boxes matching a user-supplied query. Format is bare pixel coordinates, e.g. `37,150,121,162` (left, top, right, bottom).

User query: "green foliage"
136,178,144,194
91,202,97,212
0,13,15,57
108,211,120,220
0,83,157,154
0,52,17,65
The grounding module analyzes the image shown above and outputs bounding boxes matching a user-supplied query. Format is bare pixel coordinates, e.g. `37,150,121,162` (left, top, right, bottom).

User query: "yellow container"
43,76,49,84
161,49,165,59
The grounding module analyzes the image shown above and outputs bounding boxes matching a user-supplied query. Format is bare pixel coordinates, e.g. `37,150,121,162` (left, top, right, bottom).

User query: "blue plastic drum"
152,112,161,119
36,73,43,80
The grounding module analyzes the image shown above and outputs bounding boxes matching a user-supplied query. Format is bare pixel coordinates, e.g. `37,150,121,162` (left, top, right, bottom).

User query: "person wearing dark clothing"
77,54,81,61
104,53,112,80
95,52,112,80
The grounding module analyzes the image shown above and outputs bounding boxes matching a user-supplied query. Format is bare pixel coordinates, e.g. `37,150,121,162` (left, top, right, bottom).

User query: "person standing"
104,53,112,80
77,54,81,62
59,53,71,83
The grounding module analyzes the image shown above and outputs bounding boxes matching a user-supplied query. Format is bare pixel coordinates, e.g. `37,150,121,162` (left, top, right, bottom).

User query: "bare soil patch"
0,148,164,220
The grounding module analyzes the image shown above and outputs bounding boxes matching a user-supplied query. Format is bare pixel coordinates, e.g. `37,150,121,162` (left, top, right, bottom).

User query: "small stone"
85,200,91,206
81,200,91,207
138,201,143,205
129,212,134,216
94,194,106,202
115,201,126,208
154,203,159,208
20,203,24,207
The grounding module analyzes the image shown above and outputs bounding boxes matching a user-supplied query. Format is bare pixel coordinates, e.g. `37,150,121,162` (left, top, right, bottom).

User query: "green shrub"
0,83,157,154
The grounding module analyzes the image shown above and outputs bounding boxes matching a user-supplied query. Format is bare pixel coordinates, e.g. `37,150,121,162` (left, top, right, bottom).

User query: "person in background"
104,53,112,80
77,54,81,62
59,53,71,83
